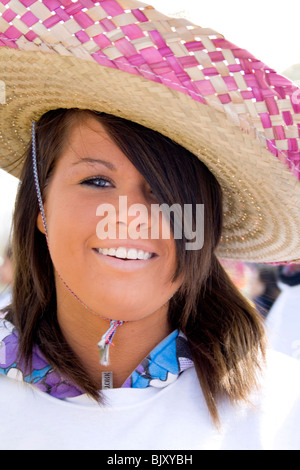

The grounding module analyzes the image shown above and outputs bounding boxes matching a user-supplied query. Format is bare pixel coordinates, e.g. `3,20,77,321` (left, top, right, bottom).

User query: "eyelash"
80,176,114,188
80,176,156,199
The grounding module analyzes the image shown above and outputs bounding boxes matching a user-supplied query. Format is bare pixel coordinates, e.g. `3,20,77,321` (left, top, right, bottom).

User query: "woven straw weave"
0,0,299,178
0,0,299,263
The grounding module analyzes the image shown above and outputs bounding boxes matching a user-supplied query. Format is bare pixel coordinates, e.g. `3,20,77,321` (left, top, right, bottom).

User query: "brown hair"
6,108,266,424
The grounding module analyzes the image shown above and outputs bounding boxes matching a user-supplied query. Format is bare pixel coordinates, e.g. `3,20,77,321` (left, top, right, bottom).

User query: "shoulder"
262,348,300,393
0,317,15,338
210,350,300,449
0,318,19,370
249,350,300,449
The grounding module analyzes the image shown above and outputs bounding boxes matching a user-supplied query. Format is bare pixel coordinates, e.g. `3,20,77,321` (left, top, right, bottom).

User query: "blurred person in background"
0,244,13,313
266,265,300,360
251,265,281,318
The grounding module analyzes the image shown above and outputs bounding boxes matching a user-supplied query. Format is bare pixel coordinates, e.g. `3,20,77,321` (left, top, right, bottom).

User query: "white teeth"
97,247,153,260
143,252,151,260
115,247,127,259
127,248,138,259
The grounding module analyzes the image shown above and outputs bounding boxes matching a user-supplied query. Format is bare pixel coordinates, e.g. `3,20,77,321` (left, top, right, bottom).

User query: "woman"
0,0,300,450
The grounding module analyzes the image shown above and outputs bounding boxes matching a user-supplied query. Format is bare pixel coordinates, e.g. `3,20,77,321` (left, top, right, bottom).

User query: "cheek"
47,194,97,238
45,197,99,275
115,245,180,315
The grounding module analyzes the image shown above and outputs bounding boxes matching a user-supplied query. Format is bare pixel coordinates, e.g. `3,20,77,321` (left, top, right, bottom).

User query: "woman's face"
38,116,182,322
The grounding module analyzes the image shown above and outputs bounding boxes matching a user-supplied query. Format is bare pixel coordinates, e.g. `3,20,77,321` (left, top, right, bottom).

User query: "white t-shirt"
0,349,299,450
266,283,300,360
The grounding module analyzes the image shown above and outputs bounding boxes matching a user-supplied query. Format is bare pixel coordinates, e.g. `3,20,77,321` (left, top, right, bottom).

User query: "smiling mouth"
94,247,157,261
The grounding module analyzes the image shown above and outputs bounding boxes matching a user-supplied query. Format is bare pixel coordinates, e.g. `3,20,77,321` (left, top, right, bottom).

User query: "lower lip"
93,249,158,272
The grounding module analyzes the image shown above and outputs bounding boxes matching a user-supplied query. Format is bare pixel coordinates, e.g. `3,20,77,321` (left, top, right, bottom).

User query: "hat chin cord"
31,121,123,367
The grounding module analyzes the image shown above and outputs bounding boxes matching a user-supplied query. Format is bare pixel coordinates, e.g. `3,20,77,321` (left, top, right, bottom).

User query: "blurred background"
0,0,299,315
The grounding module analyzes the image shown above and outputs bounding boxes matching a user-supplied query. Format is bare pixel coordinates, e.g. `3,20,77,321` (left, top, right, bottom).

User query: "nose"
116,192,152,240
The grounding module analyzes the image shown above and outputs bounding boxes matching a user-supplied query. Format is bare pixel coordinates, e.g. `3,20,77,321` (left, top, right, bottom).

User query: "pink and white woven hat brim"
0,0,299,264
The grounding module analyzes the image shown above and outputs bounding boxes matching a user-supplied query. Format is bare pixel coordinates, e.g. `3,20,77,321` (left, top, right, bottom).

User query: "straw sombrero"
0,0,299,264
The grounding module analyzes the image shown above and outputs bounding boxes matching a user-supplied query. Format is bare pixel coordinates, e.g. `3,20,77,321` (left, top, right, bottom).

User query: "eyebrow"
72,157,116,171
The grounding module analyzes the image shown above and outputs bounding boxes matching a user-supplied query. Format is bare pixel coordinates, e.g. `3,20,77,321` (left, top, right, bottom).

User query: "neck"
56,292,171,389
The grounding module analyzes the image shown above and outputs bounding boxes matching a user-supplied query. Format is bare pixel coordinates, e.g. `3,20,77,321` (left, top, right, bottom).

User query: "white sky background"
0,0,299,255
151,0,300,74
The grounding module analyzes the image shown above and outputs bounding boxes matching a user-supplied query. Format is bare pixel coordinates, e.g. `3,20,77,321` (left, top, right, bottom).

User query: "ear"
37,212,46,234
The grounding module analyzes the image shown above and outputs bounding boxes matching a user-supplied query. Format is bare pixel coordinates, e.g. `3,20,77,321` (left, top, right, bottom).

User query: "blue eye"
81,177,113,188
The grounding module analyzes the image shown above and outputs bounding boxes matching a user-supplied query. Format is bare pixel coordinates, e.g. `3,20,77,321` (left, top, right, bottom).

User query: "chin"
91,294,165,323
